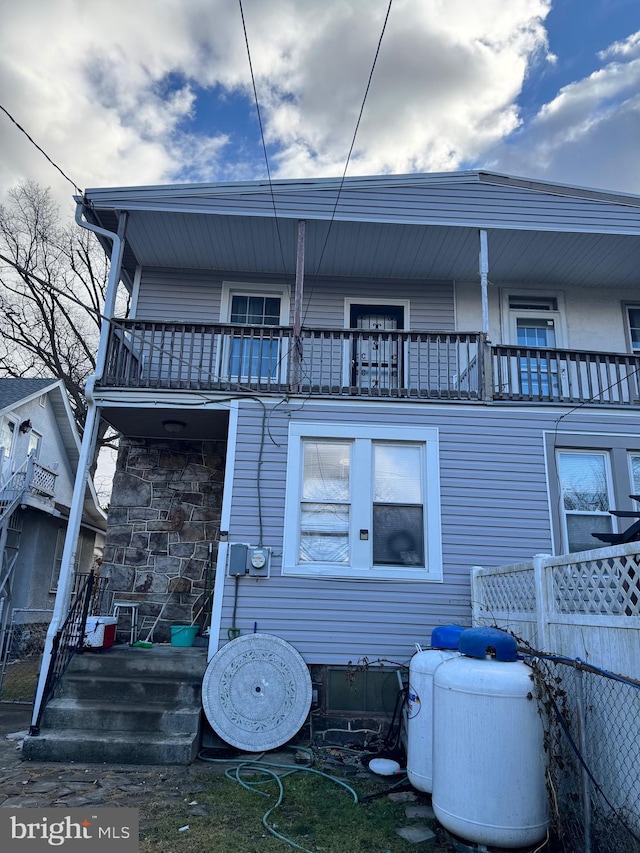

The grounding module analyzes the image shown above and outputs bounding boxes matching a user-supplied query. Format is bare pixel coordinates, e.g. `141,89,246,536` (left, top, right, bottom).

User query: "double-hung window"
625,305,640,353
284,423,442,581
556,450,613,552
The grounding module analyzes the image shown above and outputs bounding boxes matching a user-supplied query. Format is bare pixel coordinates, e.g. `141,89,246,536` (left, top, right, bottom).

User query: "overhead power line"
306,0,394,312
238,0,289,277
0,103,83,196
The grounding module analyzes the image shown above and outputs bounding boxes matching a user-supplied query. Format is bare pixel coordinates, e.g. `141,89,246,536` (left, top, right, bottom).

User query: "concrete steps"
23,645,208,765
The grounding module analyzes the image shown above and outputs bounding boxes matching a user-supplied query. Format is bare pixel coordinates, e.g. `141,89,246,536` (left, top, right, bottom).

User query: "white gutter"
30,205,127,733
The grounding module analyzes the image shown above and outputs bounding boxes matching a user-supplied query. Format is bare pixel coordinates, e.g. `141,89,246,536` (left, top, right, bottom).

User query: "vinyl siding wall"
135,267,456,329
217,398,640,665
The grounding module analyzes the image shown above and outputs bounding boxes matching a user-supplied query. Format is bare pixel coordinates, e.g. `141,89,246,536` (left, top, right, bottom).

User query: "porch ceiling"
100,405,229,441
106,210,638,289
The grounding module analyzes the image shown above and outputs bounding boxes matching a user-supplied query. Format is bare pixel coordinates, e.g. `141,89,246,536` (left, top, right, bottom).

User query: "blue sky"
521,0,639,118
1,0,639,213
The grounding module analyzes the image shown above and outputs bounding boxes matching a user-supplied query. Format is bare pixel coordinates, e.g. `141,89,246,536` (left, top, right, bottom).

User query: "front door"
350,304,404,391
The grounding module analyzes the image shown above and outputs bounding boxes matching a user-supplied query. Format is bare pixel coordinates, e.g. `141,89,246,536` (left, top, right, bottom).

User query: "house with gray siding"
36,171,640,727
0,379,106,638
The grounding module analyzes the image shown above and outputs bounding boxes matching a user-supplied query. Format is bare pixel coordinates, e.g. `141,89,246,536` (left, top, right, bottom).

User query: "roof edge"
83,169,640,208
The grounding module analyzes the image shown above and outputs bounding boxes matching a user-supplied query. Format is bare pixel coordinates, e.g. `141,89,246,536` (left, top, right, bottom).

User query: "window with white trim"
0,417,16,482
625,305,640,353
27,430,42,459
0,417,16,460
546,433,640,554
283,423,442,581
630,453,640,495
220,283,290,383
556,450,613,552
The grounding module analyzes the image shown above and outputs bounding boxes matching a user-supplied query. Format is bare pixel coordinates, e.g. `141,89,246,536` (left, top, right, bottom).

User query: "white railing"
472,542,640,678
0,458,57,526
27,460,57,499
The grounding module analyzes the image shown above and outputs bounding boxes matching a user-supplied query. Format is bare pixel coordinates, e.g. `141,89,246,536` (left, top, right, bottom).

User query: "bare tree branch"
0,181,122,478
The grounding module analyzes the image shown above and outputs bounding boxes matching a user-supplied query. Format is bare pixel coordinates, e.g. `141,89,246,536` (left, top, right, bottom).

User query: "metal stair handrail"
29,571,110,736
0,459,28,526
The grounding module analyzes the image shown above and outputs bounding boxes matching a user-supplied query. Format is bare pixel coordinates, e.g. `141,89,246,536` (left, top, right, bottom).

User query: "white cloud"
3,0,639,213
0,0,554,213
486,30,640,193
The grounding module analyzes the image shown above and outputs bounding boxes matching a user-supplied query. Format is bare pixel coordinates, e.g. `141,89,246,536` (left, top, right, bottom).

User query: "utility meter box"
227,544,271,578
248,547,271,578
228,543,248,577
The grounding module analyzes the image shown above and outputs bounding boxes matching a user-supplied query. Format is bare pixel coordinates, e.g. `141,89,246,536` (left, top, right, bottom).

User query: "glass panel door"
350,304,403,391
227,294,281,382
517,317,559,396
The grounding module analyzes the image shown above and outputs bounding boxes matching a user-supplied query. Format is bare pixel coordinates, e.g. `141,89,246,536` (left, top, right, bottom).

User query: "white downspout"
30,205,127,733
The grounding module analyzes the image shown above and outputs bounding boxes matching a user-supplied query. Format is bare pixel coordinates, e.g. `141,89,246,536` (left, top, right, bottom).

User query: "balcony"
99,320,640,406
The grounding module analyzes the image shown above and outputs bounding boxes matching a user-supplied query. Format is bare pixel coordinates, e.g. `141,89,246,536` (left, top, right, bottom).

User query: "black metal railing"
29,572,110,735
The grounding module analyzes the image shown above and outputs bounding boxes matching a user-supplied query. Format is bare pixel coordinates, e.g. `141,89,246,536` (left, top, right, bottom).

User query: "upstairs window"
284,423,442,581
220,284,290,384
625,306,640,353
230,295,281,326
504,291,565,397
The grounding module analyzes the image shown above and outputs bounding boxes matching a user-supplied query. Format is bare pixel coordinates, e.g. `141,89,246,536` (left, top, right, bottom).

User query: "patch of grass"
0,658,39,702
140,767,450,853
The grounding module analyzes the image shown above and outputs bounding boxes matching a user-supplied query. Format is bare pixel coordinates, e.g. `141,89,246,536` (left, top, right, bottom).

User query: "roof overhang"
82,170,640,289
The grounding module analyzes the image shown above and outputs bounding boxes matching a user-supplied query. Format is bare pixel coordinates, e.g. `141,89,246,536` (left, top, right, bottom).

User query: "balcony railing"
492,346,640,405
99,320,640,406
101,320,483,400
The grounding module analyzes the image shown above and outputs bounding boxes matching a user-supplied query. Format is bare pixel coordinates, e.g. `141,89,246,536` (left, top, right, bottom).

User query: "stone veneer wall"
101,437,225,643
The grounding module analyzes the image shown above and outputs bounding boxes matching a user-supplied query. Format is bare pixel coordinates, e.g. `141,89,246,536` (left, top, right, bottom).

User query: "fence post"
575,667,592,853
471,566,484,625
533,553,552,652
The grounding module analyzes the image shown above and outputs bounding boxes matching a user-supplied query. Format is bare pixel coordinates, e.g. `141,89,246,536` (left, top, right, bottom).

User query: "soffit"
116,211,638,288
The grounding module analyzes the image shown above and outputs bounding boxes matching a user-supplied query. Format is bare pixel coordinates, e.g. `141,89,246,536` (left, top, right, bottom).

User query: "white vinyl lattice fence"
472,543,640,853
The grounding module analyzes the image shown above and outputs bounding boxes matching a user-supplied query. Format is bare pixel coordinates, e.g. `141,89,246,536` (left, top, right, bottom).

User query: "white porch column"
479,229,489,336
30,209,127,733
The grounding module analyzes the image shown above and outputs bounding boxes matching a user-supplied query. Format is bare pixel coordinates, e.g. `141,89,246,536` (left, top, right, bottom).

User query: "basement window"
326,667,400,714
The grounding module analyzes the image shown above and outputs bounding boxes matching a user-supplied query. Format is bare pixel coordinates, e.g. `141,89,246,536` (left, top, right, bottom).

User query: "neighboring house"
0,379,106,634
46,171,640,719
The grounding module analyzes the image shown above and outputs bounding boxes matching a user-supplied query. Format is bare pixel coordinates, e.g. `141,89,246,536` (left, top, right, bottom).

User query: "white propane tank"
407,625,465,794
432,627,549,849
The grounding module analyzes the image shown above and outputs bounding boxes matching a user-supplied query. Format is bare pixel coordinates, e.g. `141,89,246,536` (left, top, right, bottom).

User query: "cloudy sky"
1,0,640,217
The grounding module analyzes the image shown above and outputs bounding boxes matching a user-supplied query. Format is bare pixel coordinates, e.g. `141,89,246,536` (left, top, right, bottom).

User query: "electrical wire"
237,0,289,280
303,0,394,323
0,103,83,195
